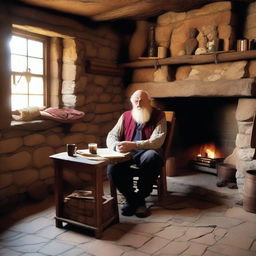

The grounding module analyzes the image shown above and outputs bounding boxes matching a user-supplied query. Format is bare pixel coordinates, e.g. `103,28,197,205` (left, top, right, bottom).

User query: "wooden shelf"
121,50,256,68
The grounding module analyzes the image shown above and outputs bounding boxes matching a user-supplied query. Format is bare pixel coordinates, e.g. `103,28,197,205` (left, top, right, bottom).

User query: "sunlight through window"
9,32,46,111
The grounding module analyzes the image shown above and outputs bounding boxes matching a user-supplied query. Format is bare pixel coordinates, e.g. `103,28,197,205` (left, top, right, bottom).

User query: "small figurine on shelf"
148,25,158,57
195,25,219,54
184,28,199,55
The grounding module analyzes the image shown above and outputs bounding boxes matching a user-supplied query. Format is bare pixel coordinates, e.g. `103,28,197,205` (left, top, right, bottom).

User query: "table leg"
110,180,119,223
94,166,104,238
54,161,64,228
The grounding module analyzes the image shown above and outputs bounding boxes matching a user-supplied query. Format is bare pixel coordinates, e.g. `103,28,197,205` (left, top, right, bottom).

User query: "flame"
205,148,215,158
198,143,219,159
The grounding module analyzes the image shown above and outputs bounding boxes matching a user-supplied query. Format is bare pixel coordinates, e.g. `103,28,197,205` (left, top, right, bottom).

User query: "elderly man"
106,90,166,218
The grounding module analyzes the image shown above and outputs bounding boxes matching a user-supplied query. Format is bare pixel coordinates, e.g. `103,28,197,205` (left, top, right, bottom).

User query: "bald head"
130,90,151,109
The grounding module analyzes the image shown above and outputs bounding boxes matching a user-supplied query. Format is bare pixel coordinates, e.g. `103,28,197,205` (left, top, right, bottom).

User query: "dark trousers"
107,149,163,206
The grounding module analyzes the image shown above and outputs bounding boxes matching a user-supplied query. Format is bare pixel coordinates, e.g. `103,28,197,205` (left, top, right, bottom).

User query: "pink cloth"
40,107,85,123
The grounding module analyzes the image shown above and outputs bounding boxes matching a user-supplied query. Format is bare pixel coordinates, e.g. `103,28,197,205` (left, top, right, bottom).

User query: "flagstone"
155,241,189,255
56,230,91,244
156,225,187,240
178,227,214,241
225,207,256,223
0,247,22,256
36,226,66,240
39,240,75,255
139,236,169,254
10,217,52,234
181,243,208,255
217,231,254,250
208,244,255,256
194,216,242,229
79,240,124,256
115,232,151,248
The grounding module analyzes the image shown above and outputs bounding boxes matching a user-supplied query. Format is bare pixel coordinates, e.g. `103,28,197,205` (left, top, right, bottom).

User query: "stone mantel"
126,78,256,98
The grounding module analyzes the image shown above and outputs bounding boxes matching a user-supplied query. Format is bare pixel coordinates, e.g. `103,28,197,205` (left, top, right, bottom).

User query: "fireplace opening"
154,97,239,174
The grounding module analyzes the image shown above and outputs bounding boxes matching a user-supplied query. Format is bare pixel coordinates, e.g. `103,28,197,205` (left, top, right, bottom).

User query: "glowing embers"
191,143,224,174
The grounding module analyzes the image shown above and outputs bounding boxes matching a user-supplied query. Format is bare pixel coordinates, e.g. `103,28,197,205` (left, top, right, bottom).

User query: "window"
9,30,49,111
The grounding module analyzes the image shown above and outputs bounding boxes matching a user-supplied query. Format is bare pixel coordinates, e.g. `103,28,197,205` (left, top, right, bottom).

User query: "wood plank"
126,78,256,98
121,50,256,68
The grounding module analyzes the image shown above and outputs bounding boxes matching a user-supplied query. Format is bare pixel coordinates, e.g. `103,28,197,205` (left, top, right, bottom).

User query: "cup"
88,143,97,154
157,46,167,58
66,144,77,156
237,39,248,52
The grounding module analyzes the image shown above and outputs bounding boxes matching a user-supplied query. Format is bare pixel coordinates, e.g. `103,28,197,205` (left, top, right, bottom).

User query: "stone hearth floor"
1,171,256,256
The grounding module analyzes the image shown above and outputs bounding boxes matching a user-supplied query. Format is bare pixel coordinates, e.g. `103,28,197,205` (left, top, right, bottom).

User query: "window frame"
10,28,50,110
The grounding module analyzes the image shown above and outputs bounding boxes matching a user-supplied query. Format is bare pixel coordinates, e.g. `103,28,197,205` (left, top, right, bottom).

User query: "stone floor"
1,171,256,256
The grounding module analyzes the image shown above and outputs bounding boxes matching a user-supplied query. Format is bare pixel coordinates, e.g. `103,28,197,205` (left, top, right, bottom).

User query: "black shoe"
135,205,151,218
121,203,136,216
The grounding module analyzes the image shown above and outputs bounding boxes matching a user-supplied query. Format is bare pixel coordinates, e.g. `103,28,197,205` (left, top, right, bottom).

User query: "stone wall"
0,5,125,213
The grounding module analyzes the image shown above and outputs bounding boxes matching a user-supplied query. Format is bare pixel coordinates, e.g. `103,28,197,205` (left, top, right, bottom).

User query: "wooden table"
50,151,130,238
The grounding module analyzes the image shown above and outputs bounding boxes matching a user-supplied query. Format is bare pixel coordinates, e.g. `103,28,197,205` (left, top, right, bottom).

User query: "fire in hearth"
191,143,224,174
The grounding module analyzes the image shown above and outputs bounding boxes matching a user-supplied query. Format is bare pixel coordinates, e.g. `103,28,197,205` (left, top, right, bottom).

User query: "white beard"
132,107,152,124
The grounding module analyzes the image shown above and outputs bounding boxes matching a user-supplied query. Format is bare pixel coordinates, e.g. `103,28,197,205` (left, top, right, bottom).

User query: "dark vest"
123,108,164,141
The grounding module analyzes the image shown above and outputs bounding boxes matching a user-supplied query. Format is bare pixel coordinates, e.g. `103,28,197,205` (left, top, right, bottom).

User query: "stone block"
154,66,169,82
236,159,256,174
187,61,247,81
39,166,54,179
86,124,99,134
245,13,256,30
248,60,256,77
27,180,48,201
13,168,39,186
63,38,77,63
76,76,87,92
62,80,75,94
237,148,256,161
94,75,111,87
62,63,77,81
0,151,31,172
75,94,85,107
62,94,76,107
236,98,256,121
245,27,256,39
85,40,98,57
46,134,62,147
0,173,13,189
176,66,191,80
157,11,186,25
0,137,23,154
33,146,55,168
238,121,253,134
247,1,256,15
63,133,85,144
236,134,252,148
3,130,29,139
112,95,122,103
70,122,87,132
155,24,173,47
95,103,123,114
94,113,113,124
132,68,155,83
24,134,45,146
99,93,112,103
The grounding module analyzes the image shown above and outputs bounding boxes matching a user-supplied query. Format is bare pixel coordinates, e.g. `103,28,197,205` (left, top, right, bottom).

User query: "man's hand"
116,141,137,153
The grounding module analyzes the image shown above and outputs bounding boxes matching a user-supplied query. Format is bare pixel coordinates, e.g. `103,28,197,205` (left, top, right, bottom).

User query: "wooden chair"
156,111,176,199
132,111,176,200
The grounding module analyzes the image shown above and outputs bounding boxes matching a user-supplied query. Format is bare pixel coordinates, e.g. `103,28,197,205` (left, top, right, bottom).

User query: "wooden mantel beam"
122,50,256,68
126,78,256,98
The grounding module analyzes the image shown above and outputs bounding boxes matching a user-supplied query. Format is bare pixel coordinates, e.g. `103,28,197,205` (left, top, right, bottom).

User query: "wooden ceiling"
12,0,254,21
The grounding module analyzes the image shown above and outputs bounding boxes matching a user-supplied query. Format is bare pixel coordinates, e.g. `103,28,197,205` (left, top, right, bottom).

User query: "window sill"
10,119,59,131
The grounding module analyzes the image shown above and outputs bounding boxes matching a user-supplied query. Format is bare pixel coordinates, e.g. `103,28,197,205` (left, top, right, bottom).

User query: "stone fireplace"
125,1,256,200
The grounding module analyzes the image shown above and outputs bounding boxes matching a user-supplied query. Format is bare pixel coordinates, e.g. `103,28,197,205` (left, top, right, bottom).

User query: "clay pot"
217,163,236,182
243,170,256,213
129,20,149,61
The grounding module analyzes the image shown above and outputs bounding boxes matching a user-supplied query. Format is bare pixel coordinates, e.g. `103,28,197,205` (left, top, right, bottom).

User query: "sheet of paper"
76,148,129,159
